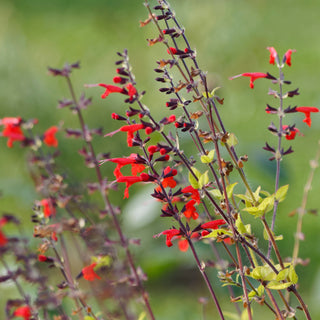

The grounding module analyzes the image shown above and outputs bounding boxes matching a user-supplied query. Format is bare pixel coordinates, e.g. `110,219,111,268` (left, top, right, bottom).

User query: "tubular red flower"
296,106,319,127
117,175,145,198
126,83,137,101
267,46,278,65
229,72,268,89
40,198,56,218
13,306,32,320
98,84,126,99
38,254,49,262
284,49,296,67
201,219,227,230
181,185,201,204
0,117,22,126
43,126,58,147
82,262,101,281
103,154,145,179
120,124,145,147
283,125,302,140
2,123,25,148
160,229,181,247
183,199,199,220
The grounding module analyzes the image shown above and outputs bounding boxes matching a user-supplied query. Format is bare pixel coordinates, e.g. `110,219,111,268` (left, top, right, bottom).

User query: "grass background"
0,0,320,319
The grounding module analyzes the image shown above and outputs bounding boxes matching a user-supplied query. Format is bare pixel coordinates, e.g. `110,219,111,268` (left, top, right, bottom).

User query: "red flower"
106,124,145,147
1,118,25,148
43,126,58,147
181,185,201,204
159,229,181,247
126,83,137,101
98,84,125,99
283,125,302,140
167,47,178,55
40,198,56,218
178,239,189,252
296,106,319,127
229,72,269,89
38,254,49,262
201,219,227,230
102,154,145,179
284,49,296,67
0,230,7,246
267,47,278,65
117,173,150,198
183,199,199,220
82,262,101,281
13,306,32,320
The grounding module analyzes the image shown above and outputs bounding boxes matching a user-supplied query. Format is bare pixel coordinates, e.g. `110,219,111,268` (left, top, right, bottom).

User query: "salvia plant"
0,1,319,319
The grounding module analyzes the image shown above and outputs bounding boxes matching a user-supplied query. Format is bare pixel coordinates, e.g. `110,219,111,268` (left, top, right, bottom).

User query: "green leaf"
263,229,283,241
275,184,289,202
84,317,95,320
251,266,276,281
226,182,237,199
276,267,290,282
198,171,209,189
289,265,298,284
188,167,201,189
235,215,247,235
243,195,275,217
226,133,239,147
201,150,215,163
203,228,233,239
223,311,241,320
138,312,146,320
209,189,223,201
266,280,291,290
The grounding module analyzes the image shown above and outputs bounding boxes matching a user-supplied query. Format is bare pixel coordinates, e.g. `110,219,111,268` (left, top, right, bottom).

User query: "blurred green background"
1,0,320,319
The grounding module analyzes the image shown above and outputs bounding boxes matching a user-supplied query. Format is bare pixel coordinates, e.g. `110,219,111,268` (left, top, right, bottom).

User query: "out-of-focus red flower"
283,125,302,140
267,47,278,65
284,49,296,67
13,306,32,320
81,262,101,281
40,198,56,218
296,106,319,127
1,118,25,148
183,199,199,220
106,124,145,147
229,72,269,89
43,126,58,147
0,230,7,246
159,229,181,247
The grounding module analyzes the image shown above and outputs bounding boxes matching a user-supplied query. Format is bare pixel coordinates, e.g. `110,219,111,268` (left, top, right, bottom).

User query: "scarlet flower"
296,106,319,127
40,198,56,218
284,49,296,67
201,219,227,230
38,254,49,262
98,84,126,99
160,229,181,247
13,306,32,320
183,199,199,220
181,185,201,204
156,166,177,192
81,262,101,281
283,125,302,140
102,154,145,179
43,126,58,147
1,119,25,148
267,46,278,65
106,124,145,147
126,83,137,101
229,72,269,89
117,173,150,198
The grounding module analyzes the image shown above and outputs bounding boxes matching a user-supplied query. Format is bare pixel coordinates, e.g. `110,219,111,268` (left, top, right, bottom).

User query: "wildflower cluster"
0,0,318,319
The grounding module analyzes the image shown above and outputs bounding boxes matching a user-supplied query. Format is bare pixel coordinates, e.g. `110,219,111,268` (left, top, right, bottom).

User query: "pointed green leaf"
275,184,289,202
266,280,291,290
289,265,298,284
138,312,146,320
201,150,215,163
235,215,247,235
251,266,276,281
263,229,283,241
227,133,239,147
188,167,201,189
209,189,223,201
198,171,209,189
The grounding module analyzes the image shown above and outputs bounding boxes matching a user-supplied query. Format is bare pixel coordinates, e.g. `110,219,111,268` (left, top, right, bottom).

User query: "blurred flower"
43,126,58,147
1,117,25,148
296,106,319,127
283,49,296,67
283,125,302,140
81,263,101,281
13,306,32,320
40,198,56,218
267,46,278,65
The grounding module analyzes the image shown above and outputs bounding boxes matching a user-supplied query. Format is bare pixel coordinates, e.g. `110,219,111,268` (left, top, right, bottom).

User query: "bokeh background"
1,0,320,319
